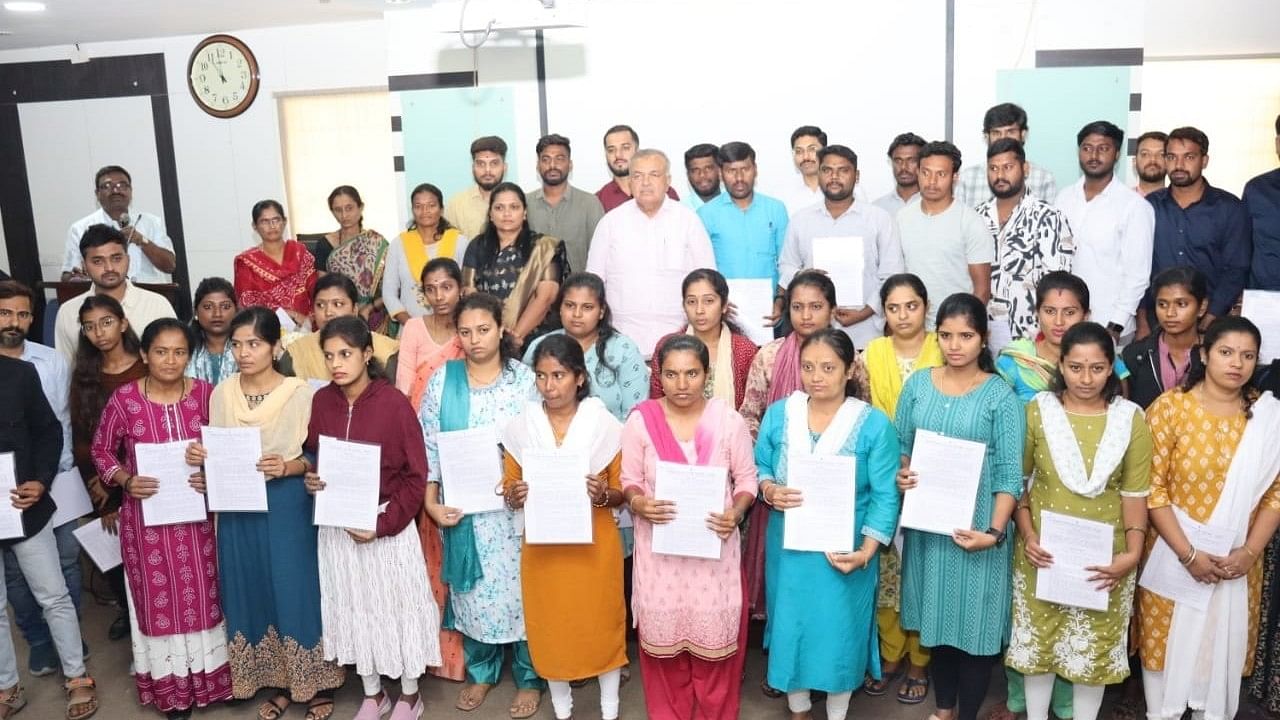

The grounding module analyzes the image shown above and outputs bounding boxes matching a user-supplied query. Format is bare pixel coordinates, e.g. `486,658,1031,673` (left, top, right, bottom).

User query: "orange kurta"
1138,389,1280,673
502,451,628,681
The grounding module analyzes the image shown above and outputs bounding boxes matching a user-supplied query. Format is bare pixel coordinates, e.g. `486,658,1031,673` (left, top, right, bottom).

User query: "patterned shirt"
976,193,1074,340
957,161,1058,209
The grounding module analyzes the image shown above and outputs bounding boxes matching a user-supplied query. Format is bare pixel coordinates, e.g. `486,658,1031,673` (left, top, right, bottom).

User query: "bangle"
1125,526,1148,536
628,494,643,513
1244,545,1260,560
1180,546,1198,566
761,483,775,507
123,475,134,492
592,489,610,508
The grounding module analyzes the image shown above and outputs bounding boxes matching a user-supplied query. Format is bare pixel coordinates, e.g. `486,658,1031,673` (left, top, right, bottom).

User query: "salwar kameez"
621,398,758,720
91,379,233,713
756,393,901,696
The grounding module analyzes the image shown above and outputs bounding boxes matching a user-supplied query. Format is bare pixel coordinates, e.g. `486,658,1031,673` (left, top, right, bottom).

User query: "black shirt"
0,355,63,544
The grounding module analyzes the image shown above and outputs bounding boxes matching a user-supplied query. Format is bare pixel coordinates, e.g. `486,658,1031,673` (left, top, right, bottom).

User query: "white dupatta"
1154,391,1280,720
784,391,866,460
503,396,622,474
1034,392,1138,499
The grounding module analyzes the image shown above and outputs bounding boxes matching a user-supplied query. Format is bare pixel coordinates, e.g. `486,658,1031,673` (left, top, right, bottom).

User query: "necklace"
143,376,188,404
467,364,501,387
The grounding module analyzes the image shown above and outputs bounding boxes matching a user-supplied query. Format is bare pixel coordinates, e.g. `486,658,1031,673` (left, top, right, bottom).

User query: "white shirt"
19,341,73,472
1055,176,1154,335
873,189,920,216
778,174,870,218
778,201,904,347
54,280,177,360
62,208,175,283
585,197,717,357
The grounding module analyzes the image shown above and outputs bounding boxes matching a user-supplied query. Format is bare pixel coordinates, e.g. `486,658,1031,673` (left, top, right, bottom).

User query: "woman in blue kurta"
756,329,901,720
521,272,647,422
895,294,1025,720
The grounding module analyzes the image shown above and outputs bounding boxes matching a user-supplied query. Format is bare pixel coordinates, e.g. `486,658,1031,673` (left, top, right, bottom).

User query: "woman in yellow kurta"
502,333,628,720
1138,317,1280,720
861,273,941,704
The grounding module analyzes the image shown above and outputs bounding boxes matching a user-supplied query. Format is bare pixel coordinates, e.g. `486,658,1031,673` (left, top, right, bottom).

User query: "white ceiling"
0,0,420,49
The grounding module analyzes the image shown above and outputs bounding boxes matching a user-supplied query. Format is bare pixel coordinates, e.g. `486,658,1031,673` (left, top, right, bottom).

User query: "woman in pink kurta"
90,318,232,715
621,334,758,720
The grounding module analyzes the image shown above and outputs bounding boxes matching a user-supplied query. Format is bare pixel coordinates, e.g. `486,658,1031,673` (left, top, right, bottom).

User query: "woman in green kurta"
895,294,1024,720
1006,322,1152,720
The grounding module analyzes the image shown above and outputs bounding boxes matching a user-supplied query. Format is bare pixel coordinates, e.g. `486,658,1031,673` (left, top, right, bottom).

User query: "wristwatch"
984,526,1007,546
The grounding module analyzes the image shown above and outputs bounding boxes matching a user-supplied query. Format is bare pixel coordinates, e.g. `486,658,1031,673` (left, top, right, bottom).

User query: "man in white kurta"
585,149,717,359
61,166,176,283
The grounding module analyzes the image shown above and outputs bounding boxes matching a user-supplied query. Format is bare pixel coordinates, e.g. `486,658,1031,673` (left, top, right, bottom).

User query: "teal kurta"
521,329,649,422
895,370,1025,656
756,396,902,693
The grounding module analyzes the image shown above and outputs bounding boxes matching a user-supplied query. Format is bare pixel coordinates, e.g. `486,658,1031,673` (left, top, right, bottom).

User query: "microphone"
119,213,132,229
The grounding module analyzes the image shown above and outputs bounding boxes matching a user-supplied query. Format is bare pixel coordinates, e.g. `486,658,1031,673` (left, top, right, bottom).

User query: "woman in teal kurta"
756,329,901,720
895,293,1024,720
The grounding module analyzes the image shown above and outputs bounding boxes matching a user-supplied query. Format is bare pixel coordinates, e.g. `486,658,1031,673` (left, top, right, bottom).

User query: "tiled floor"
12,591,1275,719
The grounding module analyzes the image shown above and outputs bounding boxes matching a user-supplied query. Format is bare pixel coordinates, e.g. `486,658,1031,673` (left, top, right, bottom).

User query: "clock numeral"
201,85,211,94
232,92,240,101
199,74,206,82
200,62,209,71
240,82,247,90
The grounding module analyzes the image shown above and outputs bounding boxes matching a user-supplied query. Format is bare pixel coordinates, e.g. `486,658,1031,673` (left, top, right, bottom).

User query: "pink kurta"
620,398,758,659
91,380,221,637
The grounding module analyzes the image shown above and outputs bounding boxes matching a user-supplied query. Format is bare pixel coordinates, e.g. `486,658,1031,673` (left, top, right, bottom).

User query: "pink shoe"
353,694,392,720
389,698,424,720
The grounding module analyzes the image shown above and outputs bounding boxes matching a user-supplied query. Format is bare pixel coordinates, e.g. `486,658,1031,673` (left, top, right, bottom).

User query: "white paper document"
136,441,207,527
438,427,505,515
1244,290,1280,362
0,452,24,540
313,435,381,532
1035,510,1114,611
522,449,592,544
49,467,93,527
898,430,987,535
72,519,123,571
1139,507,1235,611
651,461,726,560
726,277,778,346
783,454,857,552
274,307,298,332
811,236,865,309
202,426,268,513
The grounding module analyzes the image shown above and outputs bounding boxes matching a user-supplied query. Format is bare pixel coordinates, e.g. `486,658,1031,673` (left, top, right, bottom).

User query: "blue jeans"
0,523,85,687
2,520,82,649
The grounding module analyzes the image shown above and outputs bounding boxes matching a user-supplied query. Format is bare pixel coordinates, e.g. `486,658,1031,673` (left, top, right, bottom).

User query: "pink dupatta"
636,399,716,465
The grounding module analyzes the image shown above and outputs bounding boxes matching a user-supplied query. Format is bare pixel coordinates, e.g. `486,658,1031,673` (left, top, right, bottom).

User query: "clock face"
187,35,259,118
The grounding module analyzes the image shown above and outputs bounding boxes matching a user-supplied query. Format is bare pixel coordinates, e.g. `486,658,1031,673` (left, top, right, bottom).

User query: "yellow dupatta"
864,332,942,419
400,227,461,282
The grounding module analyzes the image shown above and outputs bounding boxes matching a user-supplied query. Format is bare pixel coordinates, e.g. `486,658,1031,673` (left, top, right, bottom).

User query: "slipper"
456,684,493,712
863,669,904,696
897,675,930,704
761,679,784,698
509,688,542,719
257,694,289,720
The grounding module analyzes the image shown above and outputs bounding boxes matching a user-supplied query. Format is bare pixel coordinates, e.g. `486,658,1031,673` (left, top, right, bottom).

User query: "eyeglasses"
81,316,118,334
97,181,131,192
0,309,33,322
256,217,285,227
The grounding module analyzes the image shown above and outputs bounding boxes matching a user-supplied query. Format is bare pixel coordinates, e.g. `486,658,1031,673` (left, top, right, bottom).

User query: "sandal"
897,675,930,704
0,685,26,719
257,694,289,720
863,669,904,696
64,676,97,720
761,679,784,698
509,688,542,719
456,683,493,712
305,697,335,720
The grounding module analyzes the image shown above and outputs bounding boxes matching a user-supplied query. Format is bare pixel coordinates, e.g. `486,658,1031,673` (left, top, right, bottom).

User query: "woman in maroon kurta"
302,315,441,720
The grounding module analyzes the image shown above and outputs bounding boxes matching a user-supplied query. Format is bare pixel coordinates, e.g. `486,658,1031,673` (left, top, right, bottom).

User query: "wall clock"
187,34,260,118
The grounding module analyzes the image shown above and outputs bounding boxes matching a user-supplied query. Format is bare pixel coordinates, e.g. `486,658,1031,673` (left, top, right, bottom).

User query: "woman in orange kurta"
502,334,628,720
1138,317,1280,720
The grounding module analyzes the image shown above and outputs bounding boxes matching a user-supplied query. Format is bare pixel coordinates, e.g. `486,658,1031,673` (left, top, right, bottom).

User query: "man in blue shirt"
697,142,788,337
1142,126,1252,336
1245,114,1280,290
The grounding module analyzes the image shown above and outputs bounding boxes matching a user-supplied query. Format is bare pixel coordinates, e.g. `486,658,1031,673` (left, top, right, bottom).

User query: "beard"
821,186,853,202
609,164,630,179
1138,165,1167,184
991,181,1024,200
540,171,567,187
476,176,503,192
0,328,24,348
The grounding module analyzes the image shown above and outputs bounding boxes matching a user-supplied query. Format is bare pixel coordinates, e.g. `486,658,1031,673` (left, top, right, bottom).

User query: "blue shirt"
1147,182,1252,316
697,191,789,287
1245,167,1280,290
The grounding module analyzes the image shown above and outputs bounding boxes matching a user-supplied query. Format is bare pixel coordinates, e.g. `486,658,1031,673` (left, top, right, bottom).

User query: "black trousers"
930,644,1000,720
